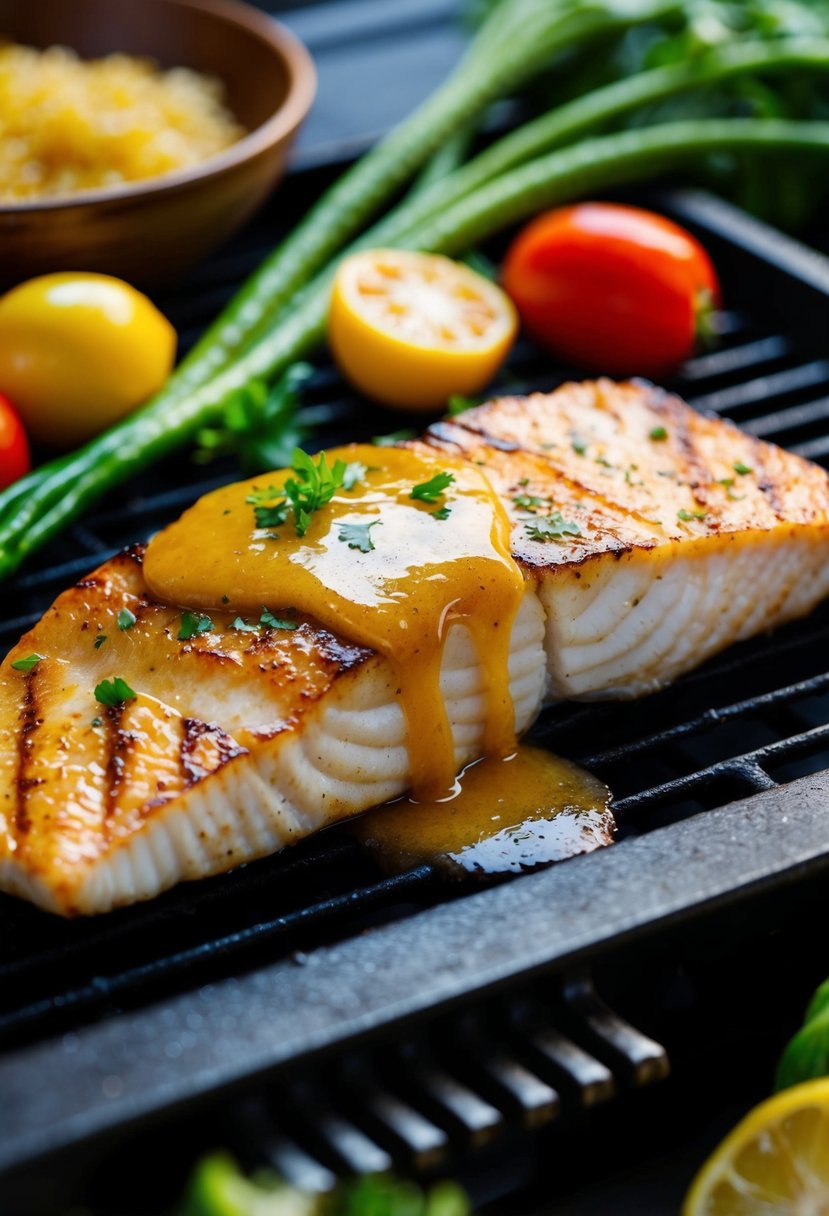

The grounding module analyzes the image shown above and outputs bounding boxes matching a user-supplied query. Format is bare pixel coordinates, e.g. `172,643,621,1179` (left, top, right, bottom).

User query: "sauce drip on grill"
143,444,525,799
352,744,615,875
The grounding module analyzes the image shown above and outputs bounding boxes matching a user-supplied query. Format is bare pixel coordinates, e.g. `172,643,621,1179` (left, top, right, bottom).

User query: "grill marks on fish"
2,379,829,914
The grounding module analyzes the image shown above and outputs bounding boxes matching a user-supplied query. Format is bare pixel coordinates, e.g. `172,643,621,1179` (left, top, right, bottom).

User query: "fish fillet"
1,378,828,915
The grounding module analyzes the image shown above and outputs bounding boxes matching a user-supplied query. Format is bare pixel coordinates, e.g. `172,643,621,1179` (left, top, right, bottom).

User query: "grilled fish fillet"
2,379,829,915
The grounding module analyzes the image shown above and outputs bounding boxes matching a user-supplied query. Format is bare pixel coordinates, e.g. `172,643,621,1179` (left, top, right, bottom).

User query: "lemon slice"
684,1078,829,1215
328,248,517,411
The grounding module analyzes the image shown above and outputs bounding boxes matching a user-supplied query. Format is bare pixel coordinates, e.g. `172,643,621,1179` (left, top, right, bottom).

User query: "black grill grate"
2,180,829,1201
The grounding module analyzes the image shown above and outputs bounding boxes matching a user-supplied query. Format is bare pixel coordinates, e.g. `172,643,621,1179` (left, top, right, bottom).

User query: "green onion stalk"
3,117,829,580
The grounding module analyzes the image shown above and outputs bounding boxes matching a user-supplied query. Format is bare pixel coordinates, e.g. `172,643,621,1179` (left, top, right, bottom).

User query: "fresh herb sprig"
11,653,42,673
178,611,213,641
94,677,137,706
410,471,456,503
248,449,365,537
524,511,582,542
338,520,382,552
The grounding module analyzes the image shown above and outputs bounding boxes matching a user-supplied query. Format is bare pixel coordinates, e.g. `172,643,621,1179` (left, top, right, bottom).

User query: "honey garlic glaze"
143,443,526,799
352,744,615,875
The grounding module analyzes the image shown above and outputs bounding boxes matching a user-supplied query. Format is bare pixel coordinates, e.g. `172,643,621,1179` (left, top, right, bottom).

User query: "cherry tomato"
501,203,721,379
0,273,176,448
0,393,30,490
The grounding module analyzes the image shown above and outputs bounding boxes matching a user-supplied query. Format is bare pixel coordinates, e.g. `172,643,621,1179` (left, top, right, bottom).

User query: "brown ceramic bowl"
0,0,316,286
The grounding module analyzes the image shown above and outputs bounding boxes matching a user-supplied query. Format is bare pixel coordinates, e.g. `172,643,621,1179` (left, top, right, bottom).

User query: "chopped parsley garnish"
678,507,707,521
91,717,102,728
247,449,351,538
230,617,258,633
260,608,297,630
524,512,582,543
94,634,107,649
595,456,613,469
649,426,668,441
11,653,43,673
410,471,455,503
733,461,753,476
571,436,588,455
178,611,213,641
513,493,545,509
94,677,137,707
432,506,452,521
717,477,744,502
221,595,230,604
337,520,382,553
117,608,136,631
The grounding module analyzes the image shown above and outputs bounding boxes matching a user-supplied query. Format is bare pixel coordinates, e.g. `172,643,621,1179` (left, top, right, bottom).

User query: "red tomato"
501,202,721,379
0,393,31,490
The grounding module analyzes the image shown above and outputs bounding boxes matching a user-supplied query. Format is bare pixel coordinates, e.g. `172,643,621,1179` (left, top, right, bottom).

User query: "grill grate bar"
688,359,829,415
679,334,792,382
742,393,829,440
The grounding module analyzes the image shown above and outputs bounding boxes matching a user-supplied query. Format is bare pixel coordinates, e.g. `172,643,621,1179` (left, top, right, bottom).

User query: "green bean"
3,117,828,579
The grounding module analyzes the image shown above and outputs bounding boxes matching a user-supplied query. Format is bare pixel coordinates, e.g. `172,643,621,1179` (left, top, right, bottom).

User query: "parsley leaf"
678,507,707,521
178,611,213,641
249,449,348,538
337,520,382,553
94,634,107,649
447,394,479,416
717,477,745,502
95,677,137,707
91,717,102,728
432,506,452,521
524,513,582,543
194,363,314,475
117,608,136,631
571,436,588,455
513,493,545,510
410,472,455,503
11,653,43,673
260,609,297,630
733,461,753,476
649,426,668,441
230,617,260,634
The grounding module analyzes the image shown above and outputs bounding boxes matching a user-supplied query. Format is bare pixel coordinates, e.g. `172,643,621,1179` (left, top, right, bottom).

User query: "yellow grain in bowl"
0,42,247,203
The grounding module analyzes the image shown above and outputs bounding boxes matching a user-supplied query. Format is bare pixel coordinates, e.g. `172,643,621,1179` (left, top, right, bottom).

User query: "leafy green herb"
221,595,229,604
94,634,107,649
525,512,582,543
94,677,137,707
678,507,707,521
649,426,668,441
513,493,545,509
248,449,350,538
337,520,382,552
717,477,744,501
230,617,260,633
117,608,136,631
372,428,417,446
447,394,480,416
260,608,297,630
91,717,102,728
734,461,753,476
433,506,452,521
595,456,613,469
342,461,369,490
410,471,455,503
571,435,588,455
194,363,314,475
178,611,213,641
11,653,43,673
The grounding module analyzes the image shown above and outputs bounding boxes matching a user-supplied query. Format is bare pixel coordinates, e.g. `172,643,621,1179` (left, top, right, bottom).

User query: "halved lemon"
328,249,517,411
684,1078,829,1215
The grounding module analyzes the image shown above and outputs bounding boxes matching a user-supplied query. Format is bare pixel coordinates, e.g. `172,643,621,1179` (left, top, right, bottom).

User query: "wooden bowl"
0,0,316,286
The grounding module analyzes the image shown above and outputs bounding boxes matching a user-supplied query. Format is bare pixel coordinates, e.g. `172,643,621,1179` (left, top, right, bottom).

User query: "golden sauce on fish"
143,444,525,799
352,744,614,875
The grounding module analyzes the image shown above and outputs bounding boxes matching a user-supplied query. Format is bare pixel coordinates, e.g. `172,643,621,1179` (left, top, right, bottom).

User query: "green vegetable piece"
337,520,382,553
251,449,348,538
678,508,707,521
513,493,545,509
776,980,829,1092
410,471,455,502
178,611,214,641
259,609,297,630
11,653,43,673
734,461,753,475
94,677,137,707
178,1153,320,1216
525,512,581,542
571,436,588,455
94,634,107,649
433,506,452,520
649,426,668,441
91,716,102,728
230,617,260,634
117,608,137,631
447,394,479,416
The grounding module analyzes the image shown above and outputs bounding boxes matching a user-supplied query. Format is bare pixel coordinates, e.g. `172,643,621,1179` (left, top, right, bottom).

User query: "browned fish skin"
2,379,829,915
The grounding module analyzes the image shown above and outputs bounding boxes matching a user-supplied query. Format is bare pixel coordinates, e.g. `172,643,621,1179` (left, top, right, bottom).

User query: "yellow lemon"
328,249,517,411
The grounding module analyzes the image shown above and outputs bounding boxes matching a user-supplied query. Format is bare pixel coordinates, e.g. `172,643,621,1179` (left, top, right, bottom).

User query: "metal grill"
1,178,829,1207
